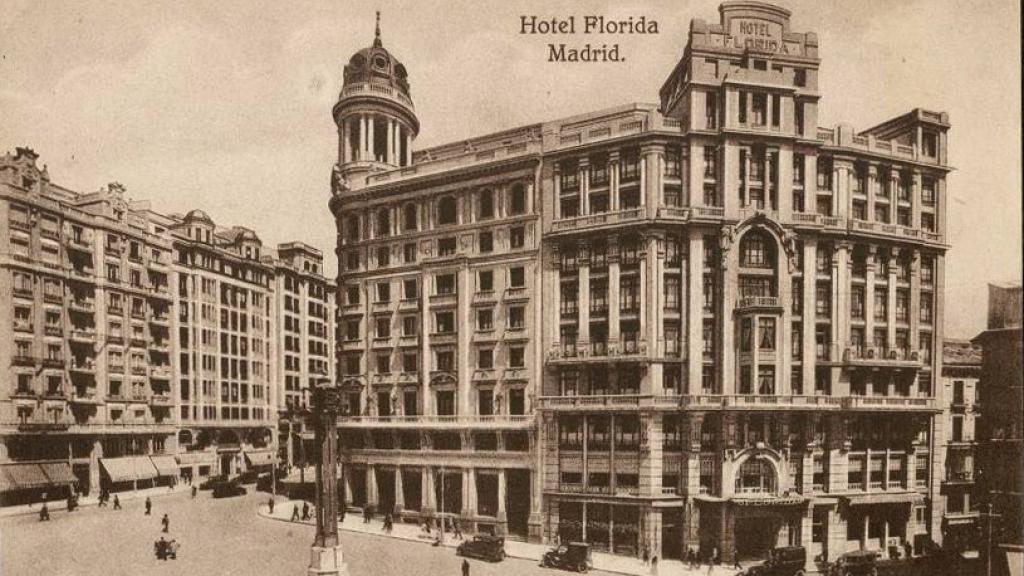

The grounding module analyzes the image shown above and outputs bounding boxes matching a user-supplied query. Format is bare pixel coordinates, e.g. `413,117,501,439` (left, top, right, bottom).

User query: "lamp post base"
307,545,350,576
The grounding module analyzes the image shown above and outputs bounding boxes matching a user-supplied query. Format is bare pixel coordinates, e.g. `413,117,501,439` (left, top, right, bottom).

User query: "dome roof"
184,209,214,226
342,12,410,97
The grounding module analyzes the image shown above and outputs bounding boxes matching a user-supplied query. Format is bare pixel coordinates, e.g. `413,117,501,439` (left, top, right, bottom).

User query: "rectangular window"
438,237,456,256
478,348,493,369
508,346,525,368
510,226,525,249
403,243,417,263
479,231,493,253
435,312,455,334
508,306,525,329
376,282,390,303
508,266,525,288
477,308,493,331
478,270,493,292
436,274,456,295
403,279,418,299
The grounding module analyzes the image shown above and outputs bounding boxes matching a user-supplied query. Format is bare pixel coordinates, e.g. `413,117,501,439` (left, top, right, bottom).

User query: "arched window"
403,203,418,231
438,196,457,225
346,216,359,243
740,230,774,268
478,189,494,220
510,183,527,215
376,208,390,237
735,458,777,494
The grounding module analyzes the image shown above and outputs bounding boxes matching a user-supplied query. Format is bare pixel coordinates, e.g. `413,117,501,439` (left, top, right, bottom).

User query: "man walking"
161,513,170,533
732,544,742,571
461,558,470,576
291,504,301,522
113,495,121,510
145,496,152,515
452,517,463,540
268,497,275,515
302,501,310,521
191,485,197,499
39,503,50,522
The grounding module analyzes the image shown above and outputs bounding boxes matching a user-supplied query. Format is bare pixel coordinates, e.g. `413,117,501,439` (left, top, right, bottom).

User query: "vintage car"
154,539,179,560
198,475,227,491
739,546,808,576
455,535,506,562
212,479,247,498
541,542,591,573
829,550,878,576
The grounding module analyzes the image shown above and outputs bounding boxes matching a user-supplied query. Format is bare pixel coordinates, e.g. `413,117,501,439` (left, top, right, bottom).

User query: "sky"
0,0,1020,339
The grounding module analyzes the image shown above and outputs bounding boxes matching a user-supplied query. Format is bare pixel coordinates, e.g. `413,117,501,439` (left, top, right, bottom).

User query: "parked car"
237,469,259,484
829,550,878,576
212,479,247,498
541,541,591,572
739,546,808,576
256,472,285,494
456,535,506,562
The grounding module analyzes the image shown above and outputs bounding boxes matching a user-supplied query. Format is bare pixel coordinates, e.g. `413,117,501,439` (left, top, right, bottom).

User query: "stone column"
802,239,817,393
609,244,622,346
405,133,413,166
386,120,395,165
867,164,878,220
394,466,405,514
422,466,436,516
886,258,898,353
687,232,704,392
367,116,376,162
579,159,590,215
578,244,591,351
497,469,508,534
367,465,379,509
609,154,621,210
359,116,368,161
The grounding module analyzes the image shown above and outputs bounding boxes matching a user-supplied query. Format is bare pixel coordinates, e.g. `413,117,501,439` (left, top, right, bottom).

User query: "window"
346,251,359,270
703,147,717,178
510,226,525,249
402,316,417,337
478,348,493,369
376,208,390,237
739,91,748,124
403,243,417,263
740,232,769,268
508,306,525,330
347,286,360,305
436,274,456,295
922,178,936,206
376,353,390,373
376,246,390,267
815,286,830,317
438,237,456,256
851,287,865,319
795,101,805,134
921,213,935,232
403,203,418,231
479,231,493,253
751,93,767,125
510,184,527,215
438,196,457,225
478,189,494,220
508,267,525,288
508,346,525,368
345,320,359,341
477,308,493,331
435,311,455,333
758,318,776,350
403,279,418,299
376,282,391,302
922,132,937,157
705,92,718,129
874,288,888,321
403,352,418,373
478,270,494,292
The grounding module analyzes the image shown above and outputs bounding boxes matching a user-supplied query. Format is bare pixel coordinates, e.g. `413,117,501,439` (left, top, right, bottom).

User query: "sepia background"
0,0,1019,339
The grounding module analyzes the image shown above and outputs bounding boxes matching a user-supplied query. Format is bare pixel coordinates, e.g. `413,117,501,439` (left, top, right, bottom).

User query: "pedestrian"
452,517,463,540
903,540,913,559
650,555,658,576
712,546,720,566
642,543,650,566
302,501,310,521
191,486,197,499
268,497,275,515
291,504,301,522
461,558,470,576
145,496,152,515
686,547,696,569
161,513,170,533
67,494,75,512
113,495,121,510
39,503,50,522
732,545,742,570
705,555,713,576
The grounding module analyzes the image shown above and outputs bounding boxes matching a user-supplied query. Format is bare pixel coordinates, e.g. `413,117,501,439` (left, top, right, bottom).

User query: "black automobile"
212,479,247,498
541,542,591,573
739,546,808,576
456,535,506,562
237,469,259,484
829,550,878,576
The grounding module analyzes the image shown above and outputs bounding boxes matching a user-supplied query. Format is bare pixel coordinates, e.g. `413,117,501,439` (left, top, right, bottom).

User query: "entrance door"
377,469,395,515
73,464,91,496
220,455,233,477
735,516,777,561
506,469,530,538
661,508,684,560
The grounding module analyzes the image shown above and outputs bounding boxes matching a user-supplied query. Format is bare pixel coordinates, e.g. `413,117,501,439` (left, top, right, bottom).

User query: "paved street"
0,490,619,576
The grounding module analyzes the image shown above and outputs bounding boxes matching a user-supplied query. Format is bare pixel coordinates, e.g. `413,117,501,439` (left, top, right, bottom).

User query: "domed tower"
332,12,419,192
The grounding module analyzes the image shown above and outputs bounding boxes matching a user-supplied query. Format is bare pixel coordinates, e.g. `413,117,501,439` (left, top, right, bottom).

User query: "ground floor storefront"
340,462,541,541
173,426,277,482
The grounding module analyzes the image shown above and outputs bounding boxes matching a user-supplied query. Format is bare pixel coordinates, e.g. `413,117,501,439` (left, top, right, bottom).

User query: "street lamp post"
305,379,348,576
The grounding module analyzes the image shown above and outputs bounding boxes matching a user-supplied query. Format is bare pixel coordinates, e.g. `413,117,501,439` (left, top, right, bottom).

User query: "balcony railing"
551,207,644,233
843,346,922,365
337,415,532,429
736,296,781,310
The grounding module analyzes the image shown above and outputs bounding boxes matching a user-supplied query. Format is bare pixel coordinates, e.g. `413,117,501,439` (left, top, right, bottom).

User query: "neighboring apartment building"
0,150,178,503
330,1,952,568
272,241,337,469
1,148,337,502
940,339,982,551
974,282,1023,575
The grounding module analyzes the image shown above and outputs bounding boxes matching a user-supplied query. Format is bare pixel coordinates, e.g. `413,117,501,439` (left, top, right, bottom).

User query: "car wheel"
795,571,804,576
578,562,587,573
498,550,505,561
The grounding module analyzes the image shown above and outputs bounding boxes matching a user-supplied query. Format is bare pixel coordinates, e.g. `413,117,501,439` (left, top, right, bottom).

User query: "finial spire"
373,11,382,47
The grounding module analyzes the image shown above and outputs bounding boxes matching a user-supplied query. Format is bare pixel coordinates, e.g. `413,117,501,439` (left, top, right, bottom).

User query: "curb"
0,488,188,519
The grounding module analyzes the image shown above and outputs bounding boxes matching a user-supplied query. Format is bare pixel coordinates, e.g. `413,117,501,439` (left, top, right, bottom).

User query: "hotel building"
330,1,952,567
939,339,981,551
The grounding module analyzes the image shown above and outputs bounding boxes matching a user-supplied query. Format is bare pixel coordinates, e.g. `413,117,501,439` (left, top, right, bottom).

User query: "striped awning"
101,456,159,482
39,462,76,485
150,455,179,477
0,463,51,492
176,451,217,466
244,449,276,467
841,492,924,506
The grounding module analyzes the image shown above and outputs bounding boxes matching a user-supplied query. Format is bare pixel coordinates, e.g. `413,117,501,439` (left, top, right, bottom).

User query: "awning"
101,456,158,482
731,495,807,507
0,463,51,491
0,467,16,492
244,449,277,467
39,462,77,485
150,455,179,477
282,467,317,484
841,492,924,506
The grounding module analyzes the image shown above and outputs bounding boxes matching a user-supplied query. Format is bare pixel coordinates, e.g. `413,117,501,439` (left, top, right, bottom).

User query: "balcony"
44,325,63,337
149,394,174,408
13,321,33,333
69,299,95,313
130,365,147,376
42,357,64,369
12,354,36,366
69,360,96,374
149,365,172,379
148,314,170,326
66,235,92,253
944,470,974,484
70,390,102,405
546,340,646,364
735,296,782,312
106,334,125,345
841,395,937,412
107,363,125,374
551,207,644,234
843,346,922,367
69,328,97,342
69,265,94,280
504,287,529,302
43,292,63,305
337,414,533,430
679,394,844,411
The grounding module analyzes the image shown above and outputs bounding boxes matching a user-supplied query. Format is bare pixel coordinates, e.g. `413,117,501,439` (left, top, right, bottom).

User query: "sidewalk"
0,484,187,519
257,498,743,576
